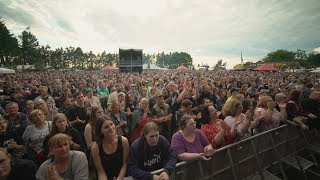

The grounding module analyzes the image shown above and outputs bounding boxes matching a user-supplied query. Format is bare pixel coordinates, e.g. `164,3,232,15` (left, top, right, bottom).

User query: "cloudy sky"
1,0,320,68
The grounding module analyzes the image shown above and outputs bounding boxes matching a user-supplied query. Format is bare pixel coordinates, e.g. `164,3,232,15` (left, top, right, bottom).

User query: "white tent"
0,67,15,74
143,64,164,70
311,67,320,73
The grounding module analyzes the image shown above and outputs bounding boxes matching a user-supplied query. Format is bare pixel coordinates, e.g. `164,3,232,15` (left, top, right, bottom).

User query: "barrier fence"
126,125,320,180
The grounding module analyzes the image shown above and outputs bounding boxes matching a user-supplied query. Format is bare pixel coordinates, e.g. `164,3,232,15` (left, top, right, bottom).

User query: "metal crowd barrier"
126,125,320,180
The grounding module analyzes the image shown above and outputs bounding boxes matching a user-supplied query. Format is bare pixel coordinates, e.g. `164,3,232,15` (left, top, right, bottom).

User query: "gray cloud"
1,0,319,68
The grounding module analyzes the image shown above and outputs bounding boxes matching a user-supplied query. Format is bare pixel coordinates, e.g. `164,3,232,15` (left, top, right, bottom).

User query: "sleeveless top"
99,135,123,180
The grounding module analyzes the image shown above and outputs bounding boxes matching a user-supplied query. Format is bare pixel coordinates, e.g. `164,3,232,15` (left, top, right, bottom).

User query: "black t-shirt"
65,105,88,133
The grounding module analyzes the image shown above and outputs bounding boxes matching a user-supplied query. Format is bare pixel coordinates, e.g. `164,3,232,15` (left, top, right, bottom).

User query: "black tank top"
99,135,123,180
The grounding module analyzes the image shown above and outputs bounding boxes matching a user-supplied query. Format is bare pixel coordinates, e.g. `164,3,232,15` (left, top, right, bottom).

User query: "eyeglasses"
35,102,45,107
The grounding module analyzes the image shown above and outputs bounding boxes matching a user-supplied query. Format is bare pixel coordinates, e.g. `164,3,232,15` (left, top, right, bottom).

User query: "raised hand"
47,164,62,180
278,101,287,108
119,120,127,127
245,110,252,121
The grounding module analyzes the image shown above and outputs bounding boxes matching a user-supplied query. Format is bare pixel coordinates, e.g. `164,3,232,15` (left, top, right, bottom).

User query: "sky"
1,0,320,69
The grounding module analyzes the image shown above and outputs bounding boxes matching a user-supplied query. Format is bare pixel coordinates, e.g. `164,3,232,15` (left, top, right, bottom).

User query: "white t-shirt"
22,121,52,153
36,151,89,180
224,114,251,140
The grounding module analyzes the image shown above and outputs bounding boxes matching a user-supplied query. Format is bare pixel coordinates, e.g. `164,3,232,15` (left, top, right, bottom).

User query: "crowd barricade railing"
125,125,320,180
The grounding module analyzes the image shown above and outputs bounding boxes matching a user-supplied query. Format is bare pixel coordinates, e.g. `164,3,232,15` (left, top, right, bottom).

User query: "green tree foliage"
214,59,226,70
142,53,152,64
299,52,320,69
262,49,320,69
243,61,254,68
262,49,296,62
0,19,19,66
155,52,192,68
19,27,39,65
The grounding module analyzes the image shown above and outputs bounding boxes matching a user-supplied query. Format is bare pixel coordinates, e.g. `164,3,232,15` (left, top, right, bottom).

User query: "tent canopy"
0,67,15,74
101,65,114,70
254,64,278,71
311,67,320,73
176,65,188,70
143,64,164,70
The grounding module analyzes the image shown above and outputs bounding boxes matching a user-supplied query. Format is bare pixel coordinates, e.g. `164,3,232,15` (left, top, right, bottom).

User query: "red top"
201,120,233,149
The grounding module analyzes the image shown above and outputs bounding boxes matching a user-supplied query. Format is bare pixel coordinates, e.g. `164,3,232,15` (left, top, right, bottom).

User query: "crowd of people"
0,69,319,180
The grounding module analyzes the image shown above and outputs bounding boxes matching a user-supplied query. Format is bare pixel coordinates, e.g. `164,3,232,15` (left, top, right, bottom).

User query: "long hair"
109,100,120,113
94,115,114,146
142,122,160,161
51,113,72,134
142,122,159,137
256,95,273,109
222,99,242,117
200,106,210,125
89,106,103,138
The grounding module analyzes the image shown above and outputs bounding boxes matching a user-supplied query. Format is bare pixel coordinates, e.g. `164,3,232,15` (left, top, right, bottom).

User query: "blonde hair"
257,95,273,109
48,133,71,150
275,93,287,103
222,99,242,117
109,100,120,113
29,109,45,123
139,98,149,105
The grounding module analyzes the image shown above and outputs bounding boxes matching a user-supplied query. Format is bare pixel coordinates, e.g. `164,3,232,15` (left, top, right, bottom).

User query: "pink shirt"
254,108,281,133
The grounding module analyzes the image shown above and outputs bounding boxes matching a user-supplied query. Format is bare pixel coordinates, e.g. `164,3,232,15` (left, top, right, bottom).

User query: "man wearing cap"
84,88,101,107
259,89,269,97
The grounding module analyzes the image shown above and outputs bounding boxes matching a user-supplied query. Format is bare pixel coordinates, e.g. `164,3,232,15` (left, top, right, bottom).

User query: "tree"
300,52,320,69
36,45,51,67
262,49,296,62
155,52,193,69
243,61,255,68
214,59,226,70
142,53,152,64
19,27,39,65
0,19,19,66
295,49,307,61
74,47,83,69
50,48,64,69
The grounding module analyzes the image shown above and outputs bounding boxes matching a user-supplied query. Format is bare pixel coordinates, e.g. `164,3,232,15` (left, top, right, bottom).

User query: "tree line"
0,19,193,70
1,19,319,70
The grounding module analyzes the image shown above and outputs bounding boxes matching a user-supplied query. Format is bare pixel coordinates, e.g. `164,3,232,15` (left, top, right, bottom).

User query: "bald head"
34,98,48,113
